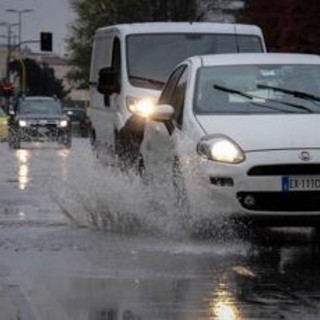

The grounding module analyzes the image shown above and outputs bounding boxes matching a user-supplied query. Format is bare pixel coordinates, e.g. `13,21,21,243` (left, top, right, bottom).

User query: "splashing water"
50,139,240,241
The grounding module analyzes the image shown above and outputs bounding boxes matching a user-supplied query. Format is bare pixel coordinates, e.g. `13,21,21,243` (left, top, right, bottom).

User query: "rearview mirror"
97,67,120,95
149,104,174,121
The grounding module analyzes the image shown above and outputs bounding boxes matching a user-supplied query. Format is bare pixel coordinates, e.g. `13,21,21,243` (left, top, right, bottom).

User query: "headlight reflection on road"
209,279,242,320
58,149,70,179
16,150,30,190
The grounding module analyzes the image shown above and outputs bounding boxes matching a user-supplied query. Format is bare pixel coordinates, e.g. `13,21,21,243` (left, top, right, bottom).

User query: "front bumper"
194,148,320,226
15,124,70,142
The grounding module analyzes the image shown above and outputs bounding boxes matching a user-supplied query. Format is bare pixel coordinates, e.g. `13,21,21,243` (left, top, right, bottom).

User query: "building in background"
0,44,89,106
199,0,245,22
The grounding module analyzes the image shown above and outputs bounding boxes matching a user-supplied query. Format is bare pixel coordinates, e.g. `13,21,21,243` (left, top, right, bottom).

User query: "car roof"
96,22,263,37
22,96,57,101
191,53,320,67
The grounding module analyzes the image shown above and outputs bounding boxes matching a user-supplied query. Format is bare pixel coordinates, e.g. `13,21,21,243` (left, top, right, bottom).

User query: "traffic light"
1,82,14,97
40,32,52,52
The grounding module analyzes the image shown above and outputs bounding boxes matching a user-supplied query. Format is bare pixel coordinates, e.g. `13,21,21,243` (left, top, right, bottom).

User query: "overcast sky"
0,0,75,56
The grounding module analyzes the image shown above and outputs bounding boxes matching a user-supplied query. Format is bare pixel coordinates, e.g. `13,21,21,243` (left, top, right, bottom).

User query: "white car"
139,53,320,227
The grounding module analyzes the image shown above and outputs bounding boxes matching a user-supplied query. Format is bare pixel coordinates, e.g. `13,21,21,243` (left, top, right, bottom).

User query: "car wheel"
62,134,72,149
9,132,20,149
89,128,96,146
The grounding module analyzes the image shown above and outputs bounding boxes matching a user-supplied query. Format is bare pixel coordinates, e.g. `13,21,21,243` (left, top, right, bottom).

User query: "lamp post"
6,9,33,56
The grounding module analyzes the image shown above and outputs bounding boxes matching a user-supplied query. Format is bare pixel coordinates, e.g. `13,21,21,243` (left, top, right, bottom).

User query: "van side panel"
89,30,116,147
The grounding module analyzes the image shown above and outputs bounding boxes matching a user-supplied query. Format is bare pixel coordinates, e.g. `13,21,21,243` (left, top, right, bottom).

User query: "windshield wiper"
129,75,165,86
257,84,320,103
214,84,313,113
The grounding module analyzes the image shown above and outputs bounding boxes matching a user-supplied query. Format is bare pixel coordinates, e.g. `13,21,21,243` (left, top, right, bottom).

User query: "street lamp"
6,9,33,56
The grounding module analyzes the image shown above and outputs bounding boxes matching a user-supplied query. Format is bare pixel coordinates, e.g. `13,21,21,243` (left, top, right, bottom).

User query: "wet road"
1,139,320,319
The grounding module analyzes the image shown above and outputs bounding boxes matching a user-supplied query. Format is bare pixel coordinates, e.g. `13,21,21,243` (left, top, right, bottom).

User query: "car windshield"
194,64,320,114
64,108,87,120
18,99,63,115
127,33,263,90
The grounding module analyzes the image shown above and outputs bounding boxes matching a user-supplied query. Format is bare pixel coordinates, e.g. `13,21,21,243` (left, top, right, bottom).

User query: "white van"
89,22,266,165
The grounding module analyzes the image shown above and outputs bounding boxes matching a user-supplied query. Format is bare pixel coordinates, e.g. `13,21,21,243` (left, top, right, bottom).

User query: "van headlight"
19,120,28,127
126,96,156,118
59,120,68,128
197,135,245,164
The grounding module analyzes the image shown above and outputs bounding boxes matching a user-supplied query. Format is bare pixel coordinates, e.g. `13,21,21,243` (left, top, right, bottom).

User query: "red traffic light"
1,82,14,97
3,83,13,91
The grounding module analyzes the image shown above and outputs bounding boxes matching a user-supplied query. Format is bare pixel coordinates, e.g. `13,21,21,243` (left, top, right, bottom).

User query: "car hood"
16,114,67,120
196,114,320,151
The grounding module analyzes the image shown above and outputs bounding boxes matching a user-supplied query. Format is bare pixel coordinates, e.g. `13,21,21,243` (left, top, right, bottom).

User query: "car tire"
9,132,20,149
61,134,72,149
89,128,96,147
64,137,72,149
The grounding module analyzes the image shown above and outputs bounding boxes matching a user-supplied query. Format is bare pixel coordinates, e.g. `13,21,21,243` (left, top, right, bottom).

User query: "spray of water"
49,139,242,241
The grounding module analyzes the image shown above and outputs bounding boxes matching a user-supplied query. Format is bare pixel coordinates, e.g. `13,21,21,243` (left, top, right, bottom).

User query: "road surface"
0,138,320,319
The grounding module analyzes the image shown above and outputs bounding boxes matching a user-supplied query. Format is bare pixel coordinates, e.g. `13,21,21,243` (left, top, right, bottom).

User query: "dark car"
9,96,72,149
63,107,89,137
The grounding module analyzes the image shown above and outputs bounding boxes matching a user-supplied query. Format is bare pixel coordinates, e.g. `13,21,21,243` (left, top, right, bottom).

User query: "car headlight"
197,135,245,164
126,96,156,118
19,120,28,127
59,120,68,128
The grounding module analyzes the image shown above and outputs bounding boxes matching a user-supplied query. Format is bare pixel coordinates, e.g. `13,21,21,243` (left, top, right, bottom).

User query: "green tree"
66,0,200,89
10,58,69,99
238,0,320,53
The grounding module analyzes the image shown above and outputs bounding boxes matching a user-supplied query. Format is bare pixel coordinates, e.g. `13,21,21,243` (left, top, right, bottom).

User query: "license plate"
38,127,48,134
282,176,320,191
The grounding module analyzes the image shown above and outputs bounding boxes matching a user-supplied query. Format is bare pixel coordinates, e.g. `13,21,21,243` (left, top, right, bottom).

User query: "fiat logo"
299,151,311,161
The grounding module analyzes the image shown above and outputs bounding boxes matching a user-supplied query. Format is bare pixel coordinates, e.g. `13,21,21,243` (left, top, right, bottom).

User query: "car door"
141,65,189,184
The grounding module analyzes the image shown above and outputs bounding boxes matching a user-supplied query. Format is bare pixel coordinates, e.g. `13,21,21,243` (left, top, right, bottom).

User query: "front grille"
30,124,57,128
248,164,320,176
237,191,320,211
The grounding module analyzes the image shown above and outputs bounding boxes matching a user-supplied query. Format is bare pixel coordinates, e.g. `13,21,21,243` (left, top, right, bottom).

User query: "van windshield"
126,33,263,90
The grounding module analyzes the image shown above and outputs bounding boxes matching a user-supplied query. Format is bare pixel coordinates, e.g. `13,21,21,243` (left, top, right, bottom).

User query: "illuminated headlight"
19,120,28,127
126,96,156,118
59,120,68,128
197,135,245,164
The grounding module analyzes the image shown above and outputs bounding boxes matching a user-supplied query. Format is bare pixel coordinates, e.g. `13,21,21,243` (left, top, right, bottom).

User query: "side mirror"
149,104,174,121
97,67,120,95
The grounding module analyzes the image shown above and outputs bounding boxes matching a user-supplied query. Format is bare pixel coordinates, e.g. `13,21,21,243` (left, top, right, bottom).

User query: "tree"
238,0,320,53
66,0,201,89
10,58,69,99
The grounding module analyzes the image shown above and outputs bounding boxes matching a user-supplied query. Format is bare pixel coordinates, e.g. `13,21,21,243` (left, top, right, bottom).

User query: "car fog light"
244,195,256,207
210,177,234,187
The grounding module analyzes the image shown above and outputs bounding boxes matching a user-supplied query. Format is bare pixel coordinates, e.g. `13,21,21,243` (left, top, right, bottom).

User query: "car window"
169,67,189,127
18,99,63,115
158,65,187,105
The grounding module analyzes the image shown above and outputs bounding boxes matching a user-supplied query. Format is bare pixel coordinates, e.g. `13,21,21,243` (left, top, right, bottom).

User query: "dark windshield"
18,99,63,115
194,64,320,115
126,33,263,90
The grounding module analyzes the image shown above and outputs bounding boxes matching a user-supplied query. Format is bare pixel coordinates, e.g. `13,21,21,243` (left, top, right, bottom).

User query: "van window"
126,33,263,90
112,38,121,90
